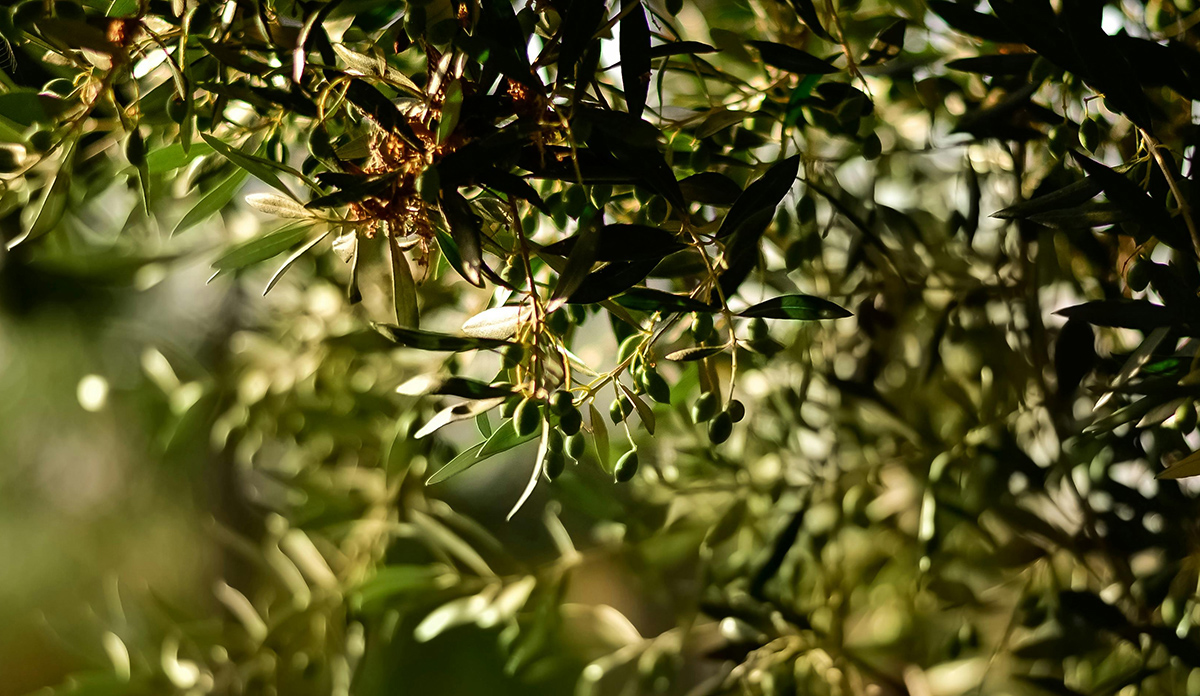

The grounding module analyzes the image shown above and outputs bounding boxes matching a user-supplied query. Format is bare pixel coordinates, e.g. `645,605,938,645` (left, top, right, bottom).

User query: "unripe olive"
41,79,73,97
708,411,733,444
666,0,682,16
692,391,719,423
549,390,574,415
500,396,520,418
796,194,817,225
1127,257,1151,292
861,131,882,160
166,95,188,124
691,312,713,342
610,396,633,423
749,317,769,342
641,368,671,404
546,309,570,334
726,399,745,423
614,448,639,482
1048,125,1071,158
566,433,586,459
544,449,566,480
1175,402,1198,433
125,129,145,167
514,397,540,436
546,428,564,452
568,303,587,325
558,407,582,435
501,258,526,287
617,333,641,365
1079,117,1101,153
502,342,527,369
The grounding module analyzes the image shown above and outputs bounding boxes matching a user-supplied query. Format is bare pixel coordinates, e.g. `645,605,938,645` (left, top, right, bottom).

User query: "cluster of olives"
690,391,745,445
1048,116,1103,157
499,389,587,481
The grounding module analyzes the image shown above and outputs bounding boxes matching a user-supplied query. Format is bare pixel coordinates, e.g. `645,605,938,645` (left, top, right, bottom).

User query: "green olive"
558,407,582,436
641,368,671,404
544,449,566,480
566,433,586,460
692,391,719,423
614,449,639,482
726,400,745,423
514,397,540,436
708,412,733,444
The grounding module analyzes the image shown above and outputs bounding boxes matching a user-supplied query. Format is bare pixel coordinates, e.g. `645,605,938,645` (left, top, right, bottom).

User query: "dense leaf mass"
6,0,1200,695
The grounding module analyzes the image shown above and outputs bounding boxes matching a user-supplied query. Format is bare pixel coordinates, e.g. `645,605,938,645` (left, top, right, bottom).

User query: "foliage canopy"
6,0,1200,694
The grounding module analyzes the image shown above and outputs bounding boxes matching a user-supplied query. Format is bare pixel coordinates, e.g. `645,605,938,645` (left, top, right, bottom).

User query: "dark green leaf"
679,172,742,206
739,295,852,320
861,19,906,66
372,324,515,351
567,259,658,304
620,0,651,119
991,177,1103,219
781,0,831,40
946,54,1038,76
647,41,717,58
211,223,317,272
551,210,602,308
441,190,486,287
927,1,1018,43
715,155,800,239
747,41,838,74
201,133,296,199
1055,300,1179,331
173,168,250,236
614,288,718,313
557,0,608,81
306,173,397,209
541,224,685,261
344,78,424,151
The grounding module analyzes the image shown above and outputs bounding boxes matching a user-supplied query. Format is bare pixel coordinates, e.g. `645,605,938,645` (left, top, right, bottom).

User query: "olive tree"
5,0,1200,694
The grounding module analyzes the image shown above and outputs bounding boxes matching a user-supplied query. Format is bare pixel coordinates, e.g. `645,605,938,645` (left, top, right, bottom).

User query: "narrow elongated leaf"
991,177,1103,219
173,168,250,236
462,306,527,339
550,212,602,309
783,0,831,40
389,235,420,328
397,375,516,400
372,324,515,351
588,403,610,471
508,420,550,520
1070,152,1172,229
747,41,838,74
614,288,718,313
665,345,725,361
146,140,213,173
647,41,717,58
617,382,655,435
202,133,297,199
620,0,651,119
557,0,608,80
246,193,313,219
1159,450,1200,479
1055,300,1179,331
306,173,397,209
441,191,486,287
567,259,658,304
415,398,508,439
541,224,685,261
947,54,1038,76
928,1,1018,43
212,223,315,272
680,172,742,206
264,230,330,295
716,156,801,239
9,168,70,249
344,78,423,150
480,413,542,458
477,170,549,212
739,295,852,320
861,19,906,66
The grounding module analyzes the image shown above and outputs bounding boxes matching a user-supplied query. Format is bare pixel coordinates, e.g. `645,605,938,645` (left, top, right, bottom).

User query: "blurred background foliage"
5,0,1200,695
